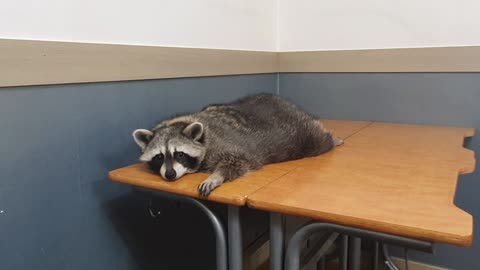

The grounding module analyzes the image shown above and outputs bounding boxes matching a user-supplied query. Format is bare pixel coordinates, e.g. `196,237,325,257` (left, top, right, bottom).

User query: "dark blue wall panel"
2,72,477,269
0,74,276,270
280,73,480,270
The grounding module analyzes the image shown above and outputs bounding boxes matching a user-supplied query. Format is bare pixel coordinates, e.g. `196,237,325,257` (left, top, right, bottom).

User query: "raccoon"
133,94,343,196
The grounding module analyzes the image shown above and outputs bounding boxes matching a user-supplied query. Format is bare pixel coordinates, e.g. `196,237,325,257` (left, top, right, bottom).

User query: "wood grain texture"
0,39,277,87
109,120,370,206
322,120,371,140
278,46,480,72
248,123,476,246
109,163,290,206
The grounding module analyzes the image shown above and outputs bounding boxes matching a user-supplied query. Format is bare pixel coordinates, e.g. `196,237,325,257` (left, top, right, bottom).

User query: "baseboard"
391,257,448,270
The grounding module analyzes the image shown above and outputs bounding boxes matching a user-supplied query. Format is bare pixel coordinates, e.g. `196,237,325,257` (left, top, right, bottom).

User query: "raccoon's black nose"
165,169,176,180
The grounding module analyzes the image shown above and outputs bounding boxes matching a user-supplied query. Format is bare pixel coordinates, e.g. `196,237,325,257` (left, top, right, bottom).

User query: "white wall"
0,0,276,51
3,0,480,52
278,0,480,51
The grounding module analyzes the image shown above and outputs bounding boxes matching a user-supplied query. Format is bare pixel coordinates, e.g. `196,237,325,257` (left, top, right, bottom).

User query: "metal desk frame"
136,188,434,270
270,213,434,270
137,188,243,270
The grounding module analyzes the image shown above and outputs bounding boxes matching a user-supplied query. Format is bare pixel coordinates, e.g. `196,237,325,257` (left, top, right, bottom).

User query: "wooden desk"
109,120,371,206
248,122,475,246
109,120,475,269
108,120,370,270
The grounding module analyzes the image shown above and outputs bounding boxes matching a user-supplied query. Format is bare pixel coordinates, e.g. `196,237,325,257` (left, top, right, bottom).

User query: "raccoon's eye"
174,151,198,169
174,152,185,159
147,153,164,173
152,153,164,161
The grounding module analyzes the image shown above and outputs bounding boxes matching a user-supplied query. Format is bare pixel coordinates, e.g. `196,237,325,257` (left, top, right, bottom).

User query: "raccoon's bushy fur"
133,94,339,196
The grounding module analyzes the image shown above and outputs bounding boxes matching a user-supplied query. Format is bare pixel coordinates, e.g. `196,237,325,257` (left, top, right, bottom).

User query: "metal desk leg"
348,237,361,270
138,189,227,270
228,205,242,270
184,198,228,270
373,241,379,270
284,222,433,270
340,235,349,270
270,213,285,270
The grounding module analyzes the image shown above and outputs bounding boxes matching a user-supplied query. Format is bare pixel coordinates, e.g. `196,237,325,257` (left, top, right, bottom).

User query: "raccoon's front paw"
198,177,223,197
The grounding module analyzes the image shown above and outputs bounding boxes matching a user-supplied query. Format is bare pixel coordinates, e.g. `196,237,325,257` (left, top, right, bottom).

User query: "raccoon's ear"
132,129,154,150
183,122,204,142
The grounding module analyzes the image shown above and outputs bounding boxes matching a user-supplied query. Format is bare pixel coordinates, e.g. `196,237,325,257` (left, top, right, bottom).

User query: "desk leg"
187,198,228,270
373,241,379,270
138,189,228,270
340,235,349,270
348,237,361,270
228,205,242,270
284,222,432,270
270,213,284,270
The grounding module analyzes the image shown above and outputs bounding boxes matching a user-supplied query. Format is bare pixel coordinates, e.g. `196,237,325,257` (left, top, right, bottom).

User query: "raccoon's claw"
198,182,212,197
198,172,225,196
198,180,220,197
334,137,344,146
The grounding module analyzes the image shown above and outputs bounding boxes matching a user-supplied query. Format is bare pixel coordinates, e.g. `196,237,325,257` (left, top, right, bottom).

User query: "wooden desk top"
109,120,370,206
248,122,476,246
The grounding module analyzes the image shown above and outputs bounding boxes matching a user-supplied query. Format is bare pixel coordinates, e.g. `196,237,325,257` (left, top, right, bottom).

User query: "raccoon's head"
132,122,206,181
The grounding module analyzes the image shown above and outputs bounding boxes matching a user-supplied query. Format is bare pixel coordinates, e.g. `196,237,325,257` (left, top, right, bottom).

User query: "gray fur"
133,94,338,196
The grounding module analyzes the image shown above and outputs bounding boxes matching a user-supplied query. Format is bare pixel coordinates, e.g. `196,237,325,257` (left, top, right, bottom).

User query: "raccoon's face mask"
132,122,205,181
